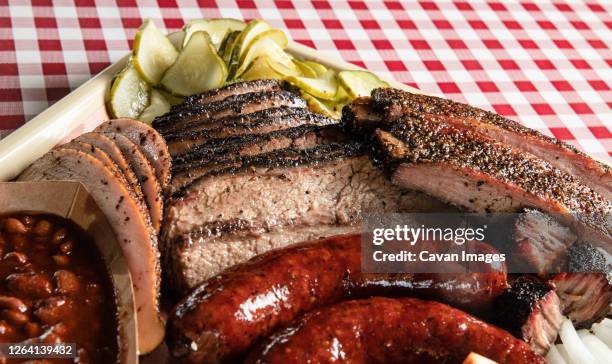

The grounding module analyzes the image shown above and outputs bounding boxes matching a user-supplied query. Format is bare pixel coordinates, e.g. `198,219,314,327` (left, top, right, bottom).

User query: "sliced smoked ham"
18,148,164,354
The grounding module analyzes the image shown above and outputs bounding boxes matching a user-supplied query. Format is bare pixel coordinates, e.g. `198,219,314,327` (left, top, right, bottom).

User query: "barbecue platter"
1,18,611,364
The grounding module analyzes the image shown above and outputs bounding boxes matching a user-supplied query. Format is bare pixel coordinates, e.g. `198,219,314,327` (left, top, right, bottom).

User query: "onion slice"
580,333,612,364
592,322,612,347
545,345,568,364
559,319,598,364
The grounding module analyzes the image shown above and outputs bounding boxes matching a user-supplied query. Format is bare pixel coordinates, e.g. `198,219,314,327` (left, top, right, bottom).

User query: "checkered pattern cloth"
0,1,610,161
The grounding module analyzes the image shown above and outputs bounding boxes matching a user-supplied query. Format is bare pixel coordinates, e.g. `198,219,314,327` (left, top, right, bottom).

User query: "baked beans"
0,213,118,364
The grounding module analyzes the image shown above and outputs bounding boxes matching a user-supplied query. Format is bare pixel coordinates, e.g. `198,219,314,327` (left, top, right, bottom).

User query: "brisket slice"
164,106,301,141
163,142,448,292
166,107,336,157
494,276,563,355
172,79,285,110
370,119,611,249
17,148,164,353
154,90,307,134
367,88,612,199
169,126,347,195
510,209,577,275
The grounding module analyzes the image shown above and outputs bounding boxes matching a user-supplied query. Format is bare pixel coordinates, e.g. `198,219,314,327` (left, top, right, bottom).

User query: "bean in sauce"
0,213,118,364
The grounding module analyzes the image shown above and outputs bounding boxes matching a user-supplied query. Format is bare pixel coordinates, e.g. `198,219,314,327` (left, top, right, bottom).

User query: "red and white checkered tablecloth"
0,1,610,161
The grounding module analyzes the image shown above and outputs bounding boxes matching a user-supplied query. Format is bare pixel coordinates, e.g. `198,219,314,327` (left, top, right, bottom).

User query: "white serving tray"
0,41,421,182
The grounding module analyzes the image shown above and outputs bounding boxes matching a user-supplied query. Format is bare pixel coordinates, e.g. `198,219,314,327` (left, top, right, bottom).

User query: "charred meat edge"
365,88,612,199
166,108,336,157
173,141,366,198
172,79,285,111
154,90,307,133
370,119,611,249
494,276,563,356
169,126,346,194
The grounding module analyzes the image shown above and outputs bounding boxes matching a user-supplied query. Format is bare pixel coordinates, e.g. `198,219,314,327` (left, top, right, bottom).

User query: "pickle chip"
227,19,272,77
337,70,390,98
302,61,327,76
139,89,171,124
294,60,317,78
108,61,151,119
286,69,338,100
161,31,228,97
166,30,184,51
182,18,246,48
301,91,344,119
234,29,292,78
133,19,179,85
241,56,283,81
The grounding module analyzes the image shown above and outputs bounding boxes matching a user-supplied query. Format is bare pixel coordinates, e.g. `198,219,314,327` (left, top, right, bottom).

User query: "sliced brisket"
154,90,307,134
174,78,285,109
168,126,346,195
163,142,447,292
165,107,336,157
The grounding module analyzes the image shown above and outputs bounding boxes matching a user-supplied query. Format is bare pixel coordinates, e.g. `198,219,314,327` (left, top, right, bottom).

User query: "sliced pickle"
166,30,184,51
161,31,228,97
133,19,179,85
156,88,185,106
139,89,171,124
234,29,292,77
108,61,151,119
227,19,272,77
241,56,283,81
301,91,343,119
286,69,338,100
294,60,317,78
337,70,390,98
266,57,301,78
334,84,351,103
182,18,245,48
219,30,240,62
302,61,327,76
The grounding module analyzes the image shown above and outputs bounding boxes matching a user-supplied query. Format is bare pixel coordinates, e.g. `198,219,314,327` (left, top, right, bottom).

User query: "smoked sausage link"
246,297,546,364
167,234,507,363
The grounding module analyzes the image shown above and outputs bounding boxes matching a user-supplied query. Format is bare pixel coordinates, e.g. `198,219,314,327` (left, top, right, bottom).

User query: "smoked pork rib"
367,118,611,249
510,209,577,275
358,88,612,199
